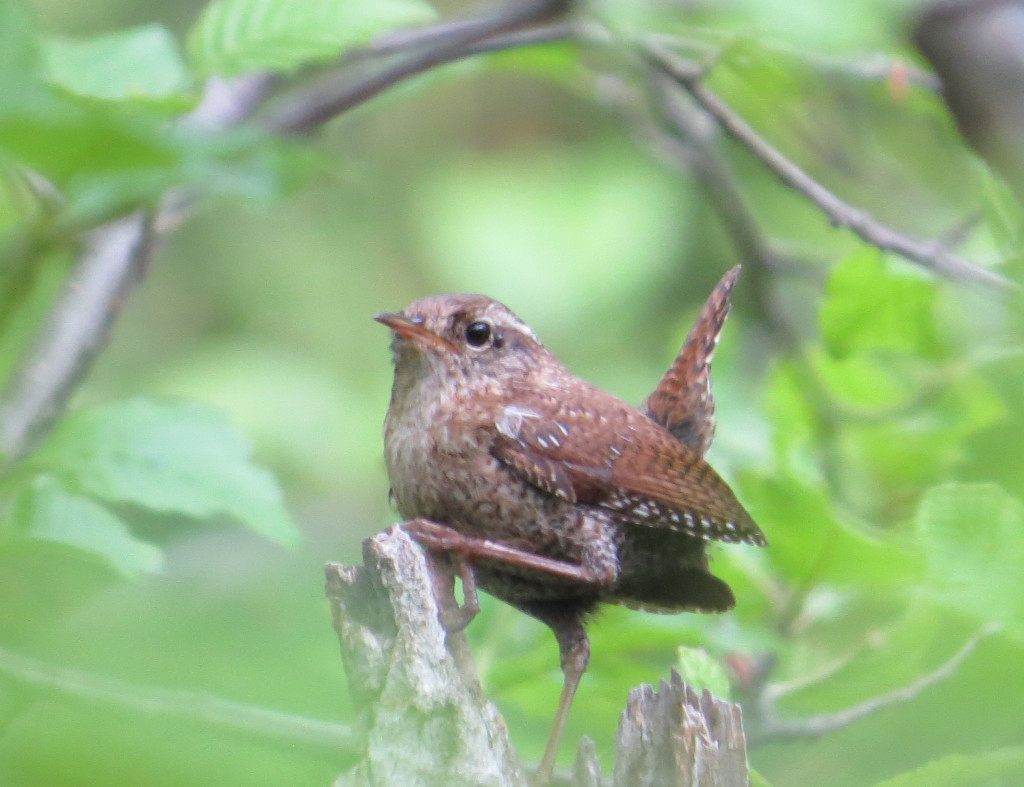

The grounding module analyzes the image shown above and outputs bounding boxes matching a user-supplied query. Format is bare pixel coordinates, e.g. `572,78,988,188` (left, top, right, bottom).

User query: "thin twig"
598,59,806,343
760,647,865,705
0,214,153,462
645,72,804,342
260,0,573,133
438,22,574,60
645,43,1015,291
372,17,573,57
0,646,356,752
650,82,780,274
748,624,1000,745
643,30,941,92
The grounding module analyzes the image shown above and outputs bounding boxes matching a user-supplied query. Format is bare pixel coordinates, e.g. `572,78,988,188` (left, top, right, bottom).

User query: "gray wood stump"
613,672,749,787
327,527,750,786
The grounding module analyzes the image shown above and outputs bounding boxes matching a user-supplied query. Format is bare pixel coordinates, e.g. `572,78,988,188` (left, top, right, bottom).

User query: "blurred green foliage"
1,0,1023,785
188,0,435,76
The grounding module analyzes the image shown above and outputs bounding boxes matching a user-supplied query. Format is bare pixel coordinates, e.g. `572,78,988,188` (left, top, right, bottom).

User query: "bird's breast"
383,378,496,518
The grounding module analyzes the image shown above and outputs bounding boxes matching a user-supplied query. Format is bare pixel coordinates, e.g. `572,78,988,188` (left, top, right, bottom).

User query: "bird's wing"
490,388,766,547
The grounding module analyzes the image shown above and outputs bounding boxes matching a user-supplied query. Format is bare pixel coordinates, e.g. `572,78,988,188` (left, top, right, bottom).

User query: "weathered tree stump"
326,527,750,786
615,672,749,787
325,527,525,786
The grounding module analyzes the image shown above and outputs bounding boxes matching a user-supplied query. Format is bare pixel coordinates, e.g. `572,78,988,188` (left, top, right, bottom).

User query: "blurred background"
3,0,1024,784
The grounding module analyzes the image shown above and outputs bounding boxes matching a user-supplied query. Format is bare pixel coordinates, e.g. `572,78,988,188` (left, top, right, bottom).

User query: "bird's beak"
374,313,457,354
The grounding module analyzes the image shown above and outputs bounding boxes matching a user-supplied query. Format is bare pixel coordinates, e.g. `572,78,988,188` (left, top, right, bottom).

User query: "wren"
376,267,765,784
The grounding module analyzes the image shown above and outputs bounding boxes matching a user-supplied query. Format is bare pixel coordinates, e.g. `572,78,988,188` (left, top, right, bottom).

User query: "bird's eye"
465,321,492,347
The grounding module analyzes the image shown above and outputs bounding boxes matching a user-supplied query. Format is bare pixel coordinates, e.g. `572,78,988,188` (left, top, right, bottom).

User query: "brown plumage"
490,378,762,545
376,269,764,784
643,266,740,453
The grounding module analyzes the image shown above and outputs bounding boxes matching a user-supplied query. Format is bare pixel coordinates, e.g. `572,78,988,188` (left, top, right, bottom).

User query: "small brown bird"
376,267,765,783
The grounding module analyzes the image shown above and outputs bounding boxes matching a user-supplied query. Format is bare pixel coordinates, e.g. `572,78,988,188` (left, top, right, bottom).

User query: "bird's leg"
404,517,611,786
403,518,610,584
438,552,480,632
422,548,480,632
517,603,590,787
420,547,483,687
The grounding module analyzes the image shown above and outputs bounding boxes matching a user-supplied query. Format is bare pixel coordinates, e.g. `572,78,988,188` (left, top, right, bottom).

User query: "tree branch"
0,645,355,752
643,71,808,342
0,213,153,462
259,0,574,134
644,43,1016,291
371,17,573,58
641,32,942,93
747,624,999,745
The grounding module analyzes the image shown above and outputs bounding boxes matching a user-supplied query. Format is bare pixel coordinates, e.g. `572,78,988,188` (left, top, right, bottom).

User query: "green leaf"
739,472,916,589
916,483,1024,635
188,0,436,77
847,375,1006,497
717,37,807,129
480,40,583,83
811,349,912,412
176,126,315,203
871,746,1024,787
27,398,300,548
41,25,191,104
0,25,297,214
820,250,942,360
6,475,163,578
0,11,182,194
0,98,180,194
676,646,731,699
774,601,957,719
1,114,304,255
762,358,823,481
